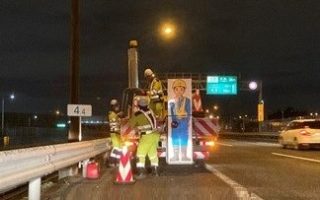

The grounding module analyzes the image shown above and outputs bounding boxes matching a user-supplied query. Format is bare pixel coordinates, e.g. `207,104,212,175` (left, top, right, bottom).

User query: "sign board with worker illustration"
167,79,193,164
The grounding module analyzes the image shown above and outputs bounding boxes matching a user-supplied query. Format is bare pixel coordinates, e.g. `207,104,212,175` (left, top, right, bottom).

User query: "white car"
279,119,320,150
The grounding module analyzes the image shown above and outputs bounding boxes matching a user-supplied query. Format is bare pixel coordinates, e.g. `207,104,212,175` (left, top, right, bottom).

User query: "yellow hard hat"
144,68,154,77
172,79,186,89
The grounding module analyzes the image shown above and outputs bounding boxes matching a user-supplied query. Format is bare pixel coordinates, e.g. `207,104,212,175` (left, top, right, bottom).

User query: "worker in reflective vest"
108,99,122,166
192,89,203,112
129,97,160,179
144,68,164,119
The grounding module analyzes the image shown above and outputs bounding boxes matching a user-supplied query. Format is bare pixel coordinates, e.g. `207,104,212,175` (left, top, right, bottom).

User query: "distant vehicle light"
56,123,66,128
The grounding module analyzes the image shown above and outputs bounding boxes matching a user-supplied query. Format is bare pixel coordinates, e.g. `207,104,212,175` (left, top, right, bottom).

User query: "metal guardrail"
0,127,109,151
0,138,111,198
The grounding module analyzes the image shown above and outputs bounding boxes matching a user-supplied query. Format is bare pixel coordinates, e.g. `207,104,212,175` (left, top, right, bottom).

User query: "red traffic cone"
86,161,100,179
114,145,135,184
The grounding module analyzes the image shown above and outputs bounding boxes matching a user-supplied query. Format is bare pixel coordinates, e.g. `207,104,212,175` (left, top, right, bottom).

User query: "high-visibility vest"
108,111,120,132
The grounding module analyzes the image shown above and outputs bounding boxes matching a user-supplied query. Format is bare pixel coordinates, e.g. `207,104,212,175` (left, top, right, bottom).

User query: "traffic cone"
114,145,135,184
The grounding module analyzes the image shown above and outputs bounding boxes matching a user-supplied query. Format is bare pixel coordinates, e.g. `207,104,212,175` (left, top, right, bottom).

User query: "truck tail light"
206,141,215,147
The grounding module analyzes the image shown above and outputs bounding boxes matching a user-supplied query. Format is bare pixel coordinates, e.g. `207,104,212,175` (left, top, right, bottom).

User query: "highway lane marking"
219,141,279,147
272,153,320,164
205,164,264,200
250,142,280,147
216,142,233,147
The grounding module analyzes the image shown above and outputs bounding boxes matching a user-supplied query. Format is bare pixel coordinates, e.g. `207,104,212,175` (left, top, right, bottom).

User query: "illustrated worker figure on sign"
169,79,192,161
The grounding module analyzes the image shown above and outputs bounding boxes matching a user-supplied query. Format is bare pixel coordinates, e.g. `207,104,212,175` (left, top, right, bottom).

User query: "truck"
119,78,220,167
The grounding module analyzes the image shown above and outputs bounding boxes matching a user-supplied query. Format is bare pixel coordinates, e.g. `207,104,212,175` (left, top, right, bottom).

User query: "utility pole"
128,40,139,88
1,98,4,135
68,0,80,141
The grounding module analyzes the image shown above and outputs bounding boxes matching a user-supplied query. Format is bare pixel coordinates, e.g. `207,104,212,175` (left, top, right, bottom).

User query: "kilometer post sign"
67,104,92,141
67,104,92,117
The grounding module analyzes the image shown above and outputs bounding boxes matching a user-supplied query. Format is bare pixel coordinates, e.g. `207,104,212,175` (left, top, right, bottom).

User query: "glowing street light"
249,81,258,90
160,22,176,39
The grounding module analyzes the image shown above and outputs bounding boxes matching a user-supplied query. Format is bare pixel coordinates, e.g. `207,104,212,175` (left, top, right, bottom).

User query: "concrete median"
219,132,279,142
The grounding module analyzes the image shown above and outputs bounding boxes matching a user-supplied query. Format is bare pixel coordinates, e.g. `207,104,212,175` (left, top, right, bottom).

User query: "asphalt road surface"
42,139,320,200
208,140,320,200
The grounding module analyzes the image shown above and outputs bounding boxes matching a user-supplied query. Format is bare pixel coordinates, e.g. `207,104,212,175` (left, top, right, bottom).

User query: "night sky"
1,1,320,117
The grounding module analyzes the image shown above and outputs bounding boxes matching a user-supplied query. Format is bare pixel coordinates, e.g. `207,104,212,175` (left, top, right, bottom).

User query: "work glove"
171,121,179,128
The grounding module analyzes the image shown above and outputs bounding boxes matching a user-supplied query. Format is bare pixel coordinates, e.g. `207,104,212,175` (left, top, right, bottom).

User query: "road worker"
144,68,164,119
108,99,123,167
128,96,160,179
192,89,203,112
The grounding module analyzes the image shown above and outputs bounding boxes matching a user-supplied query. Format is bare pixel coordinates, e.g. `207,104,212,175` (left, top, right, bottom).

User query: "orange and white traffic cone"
114,145,135,184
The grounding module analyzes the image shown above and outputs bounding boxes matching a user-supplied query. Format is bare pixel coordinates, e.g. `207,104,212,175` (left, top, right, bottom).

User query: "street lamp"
2,93,15,135
249,81,263,132
248,81,258,90
160,22,176,40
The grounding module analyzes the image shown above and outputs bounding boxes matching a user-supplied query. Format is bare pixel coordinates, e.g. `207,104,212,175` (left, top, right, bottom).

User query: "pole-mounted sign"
258,103,264,122
67,104,92,141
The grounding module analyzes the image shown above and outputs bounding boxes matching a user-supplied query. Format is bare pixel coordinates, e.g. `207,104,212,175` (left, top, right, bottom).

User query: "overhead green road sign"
206,76,237,95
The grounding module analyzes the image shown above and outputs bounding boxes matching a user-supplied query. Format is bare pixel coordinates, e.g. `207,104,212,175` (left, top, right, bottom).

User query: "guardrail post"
28,177,41,200
81,159,90,178
59,165,79,179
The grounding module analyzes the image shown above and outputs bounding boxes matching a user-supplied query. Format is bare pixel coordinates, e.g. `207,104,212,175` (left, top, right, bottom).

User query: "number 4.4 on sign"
67,104,92,117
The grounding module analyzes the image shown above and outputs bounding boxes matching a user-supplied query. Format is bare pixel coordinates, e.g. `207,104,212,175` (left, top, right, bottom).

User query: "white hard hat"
144,68,154,77
138,97,148,107
110,99,118,106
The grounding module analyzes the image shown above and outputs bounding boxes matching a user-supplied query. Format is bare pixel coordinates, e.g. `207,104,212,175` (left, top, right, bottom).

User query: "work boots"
134,168,147,180
151,166,160,177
